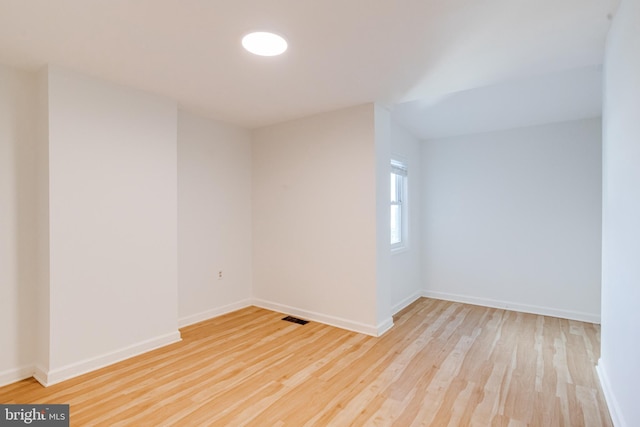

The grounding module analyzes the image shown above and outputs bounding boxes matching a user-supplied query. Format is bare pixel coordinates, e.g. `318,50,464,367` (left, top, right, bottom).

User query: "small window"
391,159,407,249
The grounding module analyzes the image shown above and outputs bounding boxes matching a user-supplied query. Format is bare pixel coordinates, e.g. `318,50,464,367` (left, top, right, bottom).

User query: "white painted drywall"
599,1,640,425
34,67,50,378
45,67,180,378
252,104,381,334
390,120,423,314
422,119,602,322
0,64,37,385
374,105,393,332
177,110,253,326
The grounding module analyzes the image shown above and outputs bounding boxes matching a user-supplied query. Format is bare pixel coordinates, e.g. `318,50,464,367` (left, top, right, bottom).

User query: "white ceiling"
392,65,604,140
0,0,619,130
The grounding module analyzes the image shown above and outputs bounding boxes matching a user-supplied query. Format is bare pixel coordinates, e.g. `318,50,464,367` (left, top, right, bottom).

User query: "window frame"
390,158,408,252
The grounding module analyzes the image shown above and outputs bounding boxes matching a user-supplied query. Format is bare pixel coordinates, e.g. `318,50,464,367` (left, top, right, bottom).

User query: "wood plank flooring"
0,298,612,426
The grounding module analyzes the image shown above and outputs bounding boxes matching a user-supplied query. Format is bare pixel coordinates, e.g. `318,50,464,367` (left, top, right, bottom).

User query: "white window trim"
391,157,408,253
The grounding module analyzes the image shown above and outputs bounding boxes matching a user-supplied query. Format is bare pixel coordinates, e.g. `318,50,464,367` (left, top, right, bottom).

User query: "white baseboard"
422,290,601,324
597,360,626,427
252,298,392,337
33,364,48,387
0,365,34,387
391,290,423,315
178,299,252,328
35,330,182,387
376,317,395,336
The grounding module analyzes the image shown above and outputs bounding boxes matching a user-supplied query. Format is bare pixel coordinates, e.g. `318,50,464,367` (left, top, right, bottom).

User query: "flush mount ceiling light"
242,32,288,56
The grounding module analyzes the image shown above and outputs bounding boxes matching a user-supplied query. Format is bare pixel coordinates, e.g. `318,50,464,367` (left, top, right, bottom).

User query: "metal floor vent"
282,315,309,325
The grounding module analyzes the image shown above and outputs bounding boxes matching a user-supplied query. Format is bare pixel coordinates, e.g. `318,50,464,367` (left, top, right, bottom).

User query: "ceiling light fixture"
242,32,288,56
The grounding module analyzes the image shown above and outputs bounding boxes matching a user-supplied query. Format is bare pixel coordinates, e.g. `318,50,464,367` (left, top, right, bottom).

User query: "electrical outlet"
218,270,223,280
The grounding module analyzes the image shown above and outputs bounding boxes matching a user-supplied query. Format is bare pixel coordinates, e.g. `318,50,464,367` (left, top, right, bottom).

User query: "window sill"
391,246,408,255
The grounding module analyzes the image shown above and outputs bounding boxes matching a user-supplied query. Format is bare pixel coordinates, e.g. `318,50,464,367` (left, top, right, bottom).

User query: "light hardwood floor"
1,298,611,426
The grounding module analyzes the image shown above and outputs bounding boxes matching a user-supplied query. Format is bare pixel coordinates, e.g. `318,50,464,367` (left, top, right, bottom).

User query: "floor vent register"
282,316,309,325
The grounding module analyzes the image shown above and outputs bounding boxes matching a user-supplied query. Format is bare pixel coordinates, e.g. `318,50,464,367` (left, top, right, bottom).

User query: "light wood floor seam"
0,298,612,426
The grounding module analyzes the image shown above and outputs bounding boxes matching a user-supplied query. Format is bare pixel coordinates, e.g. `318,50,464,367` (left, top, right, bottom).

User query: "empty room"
0,0,638,426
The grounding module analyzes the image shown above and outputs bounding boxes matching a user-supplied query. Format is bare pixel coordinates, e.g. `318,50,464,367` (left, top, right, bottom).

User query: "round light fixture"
242,32,288,56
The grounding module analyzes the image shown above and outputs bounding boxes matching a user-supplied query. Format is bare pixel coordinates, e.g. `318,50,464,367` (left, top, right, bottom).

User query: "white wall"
0,64,37,386
34,67,50,379
177,110,253,326
390,119,423,314
1,65,257,387
40,67,180,384
422,119,602,322
252,104,384,335
374,105,393,332
598,1,640,426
